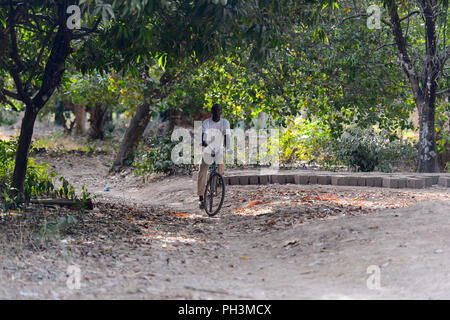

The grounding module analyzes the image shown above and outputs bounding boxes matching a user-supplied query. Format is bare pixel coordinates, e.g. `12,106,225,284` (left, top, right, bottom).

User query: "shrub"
279,117,333,165
331,127,380,172
0,138,54,206
134,135,192,179
331,126,418,172
0,137,87,210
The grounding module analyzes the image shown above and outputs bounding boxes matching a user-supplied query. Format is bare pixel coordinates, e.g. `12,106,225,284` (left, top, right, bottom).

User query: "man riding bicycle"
198,104,231,209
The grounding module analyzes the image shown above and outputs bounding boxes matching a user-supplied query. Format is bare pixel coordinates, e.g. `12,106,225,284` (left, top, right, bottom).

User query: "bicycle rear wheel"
204,172,225,217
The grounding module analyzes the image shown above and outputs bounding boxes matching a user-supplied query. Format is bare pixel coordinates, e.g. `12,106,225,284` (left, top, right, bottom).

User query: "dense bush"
279,118,333,165
134,135,192,179
0,138,55,207
331,127,418,172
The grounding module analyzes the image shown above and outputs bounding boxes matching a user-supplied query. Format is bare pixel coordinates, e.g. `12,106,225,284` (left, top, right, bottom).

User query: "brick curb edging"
223,173,450,189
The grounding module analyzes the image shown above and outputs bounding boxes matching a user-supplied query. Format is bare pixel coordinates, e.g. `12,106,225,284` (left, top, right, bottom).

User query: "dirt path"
1,153,450,299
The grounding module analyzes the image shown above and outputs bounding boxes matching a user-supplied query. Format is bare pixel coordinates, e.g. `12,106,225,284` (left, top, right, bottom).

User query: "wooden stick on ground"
30,198,94,210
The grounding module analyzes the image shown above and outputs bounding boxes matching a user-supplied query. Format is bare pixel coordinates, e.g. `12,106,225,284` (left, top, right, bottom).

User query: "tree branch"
0,91,20,111
24,26,56,90
386,1,423,102
436,88,450,96
7,6,31,105
1,88,21,100
71,16,102,40
400,10,420,22
31,2,73,111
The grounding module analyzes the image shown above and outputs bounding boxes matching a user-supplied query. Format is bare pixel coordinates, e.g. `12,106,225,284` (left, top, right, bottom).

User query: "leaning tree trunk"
10,106,38,198
111,70,174,171
112,102,151,171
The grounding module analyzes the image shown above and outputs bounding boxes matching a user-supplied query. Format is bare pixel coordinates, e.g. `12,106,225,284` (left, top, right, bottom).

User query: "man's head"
211,104,222,122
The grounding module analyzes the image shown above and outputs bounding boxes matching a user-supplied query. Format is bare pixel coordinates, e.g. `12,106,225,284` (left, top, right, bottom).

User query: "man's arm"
224,120,231,149
202,132,208,147
224,134,229,149
202,120,208,147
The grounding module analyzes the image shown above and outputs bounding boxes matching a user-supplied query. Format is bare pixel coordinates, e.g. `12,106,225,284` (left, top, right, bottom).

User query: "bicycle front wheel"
204,172,225,217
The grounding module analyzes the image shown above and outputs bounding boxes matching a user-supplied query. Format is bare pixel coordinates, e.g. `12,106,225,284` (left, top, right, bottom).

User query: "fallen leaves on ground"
0,180,449,299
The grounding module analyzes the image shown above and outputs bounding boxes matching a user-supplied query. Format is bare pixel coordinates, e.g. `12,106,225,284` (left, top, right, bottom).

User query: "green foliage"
445,162,450,173
0,137,90,211
56,177,76,200
82,0,322,73
134,136,177,176
62,72,145,114
279,117,333,165
277,118,418,172
2,0,446,177
157,7,415,134
22,158,56,204
161,53,268,126
376,141,419,173
436,103,450,154
0,138,56,209
81,184,93,206
332,127,380,172
281,2,415,136
134,135,191,179
331,127,418,172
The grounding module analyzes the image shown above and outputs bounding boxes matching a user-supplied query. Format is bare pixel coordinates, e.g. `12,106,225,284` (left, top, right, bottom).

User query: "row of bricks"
224,174,450,189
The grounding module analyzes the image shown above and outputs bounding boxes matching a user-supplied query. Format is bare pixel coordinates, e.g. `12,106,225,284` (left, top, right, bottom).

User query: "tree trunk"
386,1,441,173
10,106,38,198
112,102,151,171
418,99,438,172
111,71,175,171
8,3,73,198
88,104,108,140
73,104,86,135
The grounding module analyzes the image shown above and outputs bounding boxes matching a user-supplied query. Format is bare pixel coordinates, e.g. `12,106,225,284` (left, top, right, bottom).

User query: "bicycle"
203,158,226,217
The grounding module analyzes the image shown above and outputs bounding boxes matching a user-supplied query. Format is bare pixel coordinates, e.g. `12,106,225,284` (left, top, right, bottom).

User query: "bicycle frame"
210,161,217,174
209,161,218,196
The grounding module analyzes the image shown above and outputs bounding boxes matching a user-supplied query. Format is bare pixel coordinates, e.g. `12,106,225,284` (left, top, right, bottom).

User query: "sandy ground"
0,151,449,299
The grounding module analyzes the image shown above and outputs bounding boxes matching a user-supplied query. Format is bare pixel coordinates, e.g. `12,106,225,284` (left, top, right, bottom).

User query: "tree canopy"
0,0,449,199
